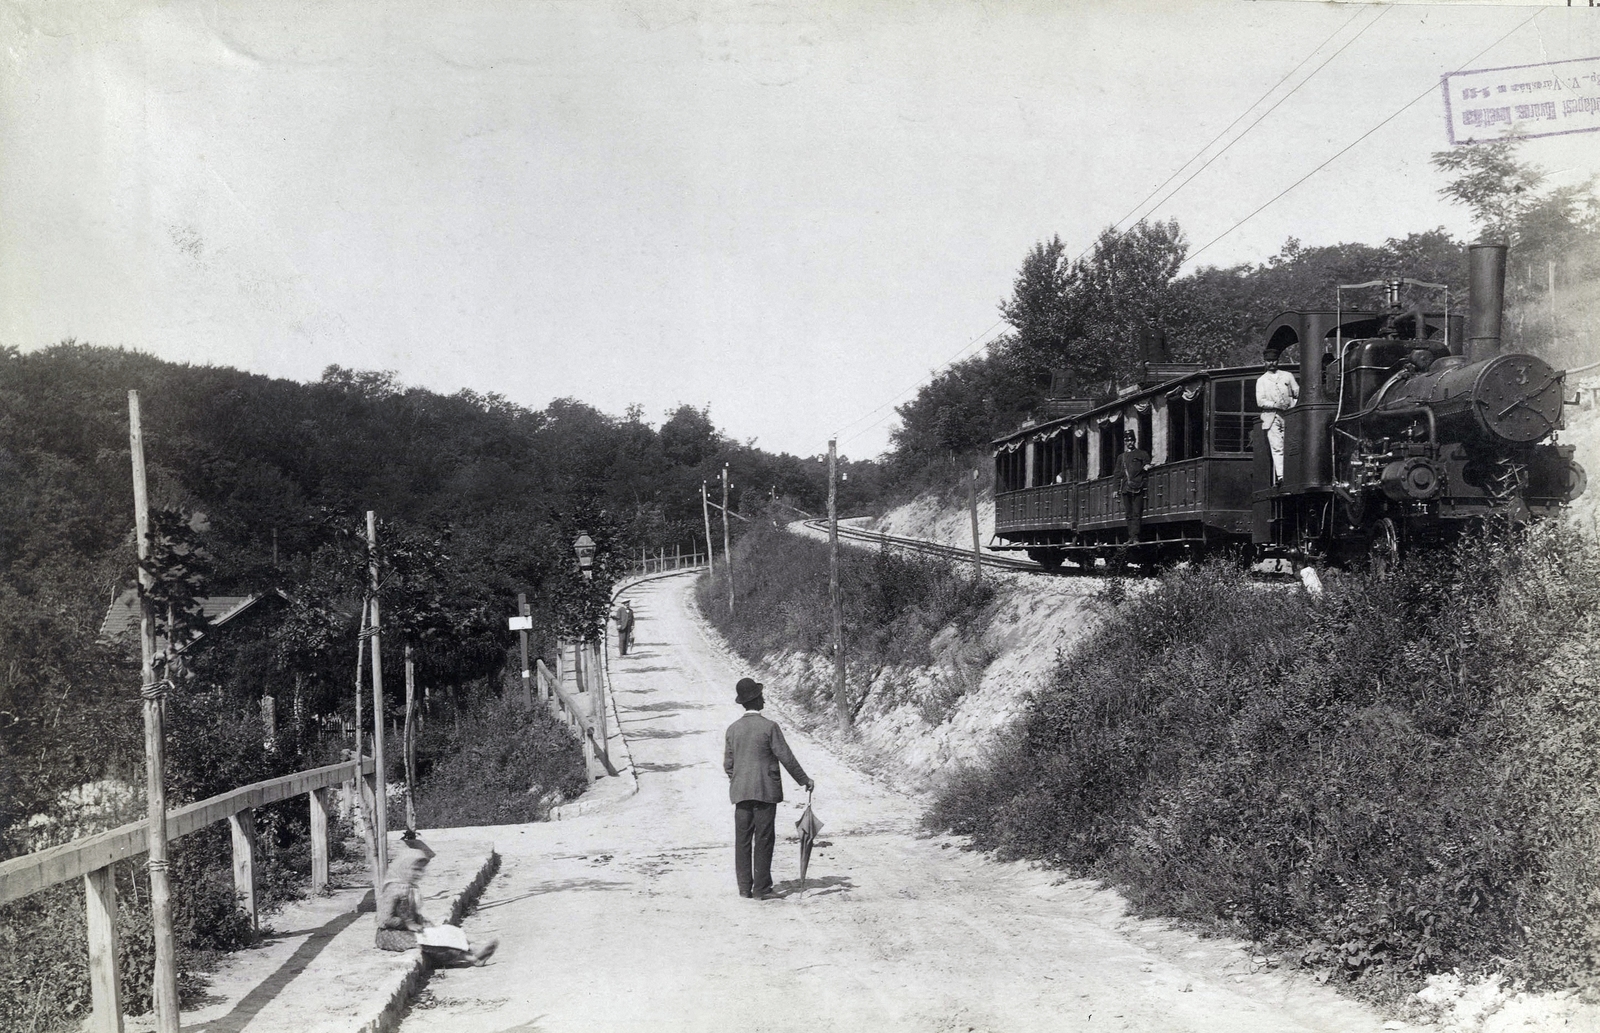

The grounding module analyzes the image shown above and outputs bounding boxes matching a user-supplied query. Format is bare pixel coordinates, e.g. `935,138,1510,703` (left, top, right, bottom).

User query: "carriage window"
1072,430,1088,481
1097,420,1125,476
996,446,1028,492
1168,395,1200,460
1212,378,1260,454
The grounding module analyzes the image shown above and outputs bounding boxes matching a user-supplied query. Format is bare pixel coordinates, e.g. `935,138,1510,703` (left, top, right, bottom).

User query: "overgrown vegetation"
931,525,1600,994
697,523,995,722
413,693,589,827
0,347,888,1032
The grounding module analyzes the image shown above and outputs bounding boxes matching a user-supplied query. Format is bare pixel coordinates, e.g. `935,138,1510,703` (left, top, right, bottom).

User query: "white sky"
3,0,1598,459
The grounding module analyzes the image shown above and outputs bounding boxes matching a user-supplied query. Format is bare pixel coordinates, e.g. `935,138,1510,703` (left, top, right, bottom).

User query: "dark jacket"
724,712,809,804
1115,449,1151,494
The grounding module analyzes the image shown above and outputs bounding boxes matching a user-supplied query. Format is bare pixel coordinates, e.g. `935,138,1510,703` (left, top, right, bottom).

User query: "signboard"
507,615,533,631
1443,56,1600,144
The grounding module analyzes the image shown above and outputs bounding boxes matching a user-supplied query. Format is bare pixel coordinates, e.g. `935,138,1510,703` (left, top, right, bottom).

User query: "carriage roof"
990,362,1291,449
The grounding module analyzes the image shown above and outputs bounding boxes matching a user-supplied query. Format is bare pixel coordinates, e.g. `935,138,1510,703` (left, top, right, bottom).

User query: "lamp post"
572,531,605,755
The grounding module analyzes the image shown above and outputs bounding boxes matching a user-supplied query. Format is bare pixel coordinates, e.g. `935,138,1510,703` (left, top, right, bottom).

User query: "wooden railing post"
229,808,258,930
84,865,123,1033
309,788,330,894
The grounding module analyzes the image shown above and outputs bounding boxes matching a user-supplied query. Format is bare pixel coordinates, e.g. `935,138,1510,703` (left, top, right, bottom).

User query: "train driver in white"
1256,347,1299,483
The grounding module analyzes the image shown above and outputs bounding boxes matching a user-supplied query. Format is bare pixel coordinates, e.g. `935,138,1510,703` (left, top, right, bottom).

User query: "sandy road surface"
401,572,1388,1033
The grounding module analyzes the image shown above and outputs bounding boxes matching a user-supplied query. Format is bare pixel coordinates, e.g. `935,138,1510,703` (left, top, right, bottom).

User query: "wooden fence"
0,756,375,1033
630,548,706,576
538,642,617,778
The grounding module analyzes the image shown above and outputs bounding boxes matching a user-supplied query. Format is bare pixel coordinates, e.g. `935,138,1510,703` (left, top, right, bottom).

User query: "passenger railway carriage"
992,244,1586,571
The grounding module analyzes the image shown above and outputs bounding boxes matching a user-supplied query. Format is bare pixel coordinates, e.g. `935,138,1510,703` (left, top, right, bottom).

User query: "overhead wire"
830,317,1008,449
1118,5,1389,244
1077,3,1374,263
1180,6,1546,270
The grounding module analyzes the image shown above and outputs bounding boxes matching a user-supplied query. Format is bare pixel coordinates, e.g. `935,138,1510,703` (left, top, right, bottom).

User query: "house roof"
98,590,289,649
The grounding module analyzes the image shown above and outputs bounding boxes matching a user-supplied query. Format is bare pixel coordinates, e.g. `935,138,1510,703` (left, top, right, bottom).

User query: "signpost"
513,593,533,705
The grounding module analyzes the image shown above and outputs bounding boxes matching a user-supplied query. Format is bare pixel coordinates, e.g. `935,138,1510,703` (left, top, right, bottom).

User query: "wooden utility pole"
722,464,734,613
1549,260,1559,350
352,597,376,874
129,390,179,1033
828,438,848,730
969,468,983,583
403,645,418,833
516,592,533,706
365,511,389,885
702,482,716,577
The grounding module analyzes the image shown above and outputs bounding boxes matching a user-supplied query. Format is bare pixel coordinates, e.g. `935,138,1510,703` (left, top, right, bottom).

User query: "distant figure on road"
724,678,813,900
1114,435,1151,543
613,600,634,656
375,834,498,966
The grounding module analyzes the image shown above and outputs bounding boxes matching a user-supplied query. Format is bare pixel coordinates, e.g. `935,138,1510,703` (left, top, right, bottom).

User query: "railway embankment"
703,490,1600,1030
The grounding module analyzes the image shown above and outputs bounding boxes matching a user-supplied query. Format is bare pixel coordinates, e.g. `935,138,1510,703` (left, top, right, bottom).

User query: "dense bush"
413,695,589,827
930,525,1600,992
697,523,995,721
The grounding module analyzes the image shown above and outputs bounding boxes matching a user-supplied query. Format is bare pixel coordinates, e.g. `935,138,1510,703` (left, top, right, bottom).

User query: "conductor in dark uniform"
724,677,813,899
1115,435,1151,542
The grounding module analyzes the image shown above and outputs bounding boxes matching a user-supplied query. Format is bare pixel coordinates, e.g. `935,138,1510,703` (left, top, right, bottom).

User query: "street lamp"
573,531,596,580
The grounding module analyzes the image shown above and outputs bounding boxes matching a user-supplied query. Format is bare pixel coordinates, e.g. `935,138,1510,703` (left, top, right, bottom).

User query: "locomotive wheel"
1367,517,1400,578
1027,548,1065,571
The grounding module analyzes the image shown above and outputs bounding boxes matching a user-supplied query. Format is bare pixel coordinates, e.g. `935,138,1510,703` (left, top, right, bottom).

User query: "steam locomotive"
991,244,1586,570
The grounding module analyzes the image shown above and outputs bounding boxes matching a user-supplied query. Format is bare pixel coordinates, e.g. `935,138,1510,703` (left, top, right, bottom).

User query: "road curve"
399,573,1386,1033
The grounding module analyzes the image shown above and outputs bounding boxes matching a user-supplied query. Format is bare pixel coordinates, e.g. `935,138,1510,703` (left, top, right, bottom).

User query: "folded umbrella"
795,788,824,886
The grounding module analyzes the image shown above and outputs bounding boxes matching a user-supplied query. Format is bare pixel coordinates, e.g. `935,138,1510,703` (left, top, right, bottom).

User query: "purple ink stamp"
1442,56,1600,144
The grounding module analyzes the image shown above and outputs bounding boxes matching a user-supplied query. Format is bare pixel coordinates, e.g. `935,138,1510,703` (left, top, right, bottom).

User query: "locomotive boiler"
990,243,1585,571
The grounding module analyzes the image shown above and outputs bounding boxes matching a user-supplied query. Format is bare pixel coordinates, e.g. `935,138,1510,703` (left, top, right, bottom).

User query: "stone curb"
355,847,502,1033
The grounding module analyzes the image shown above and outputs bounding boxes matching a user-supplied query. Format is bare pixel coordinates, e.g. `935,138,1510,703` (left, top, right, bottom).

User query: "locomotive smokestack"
1468,243,1507,360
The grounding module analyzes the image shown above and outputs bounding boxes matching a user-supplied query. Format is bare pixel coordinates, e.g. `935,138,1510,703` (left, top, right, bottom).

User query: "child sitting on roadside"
374,832,497,967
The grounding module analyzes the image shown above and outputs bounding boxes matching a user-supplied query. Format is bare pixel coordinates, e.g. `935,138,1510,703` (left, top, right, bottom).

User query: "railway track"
799,519,1054,574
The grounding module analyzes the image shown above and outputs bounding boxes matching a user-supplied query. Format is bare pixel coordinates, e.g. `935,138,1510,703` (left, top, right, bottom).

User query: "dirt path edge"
361,847,502,1033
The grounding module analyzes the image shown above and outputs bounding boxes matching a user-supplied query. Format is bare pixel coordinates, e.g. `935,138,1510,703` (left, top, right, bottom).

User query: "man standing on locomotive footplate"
1257,347,1299,483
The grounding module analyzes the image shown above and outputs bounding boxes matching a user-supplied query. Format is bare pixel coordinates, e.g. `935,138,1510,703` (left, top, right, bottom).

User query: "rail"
630,549,708,576
801,519,1049,574
536,656,618,777
0,755,375,1033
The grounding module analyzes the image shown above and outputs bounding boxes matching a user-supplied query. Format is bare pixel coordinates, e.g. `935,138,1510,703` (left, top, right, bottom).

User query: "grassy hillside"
931,529,1600,997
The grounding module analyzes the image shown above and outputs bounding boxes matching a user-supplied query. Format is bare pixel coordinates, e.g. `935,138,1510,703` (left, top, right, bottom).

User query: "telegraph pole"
829,438,848,729
403,646,417,832
365,511,389,886
969,468,983,583
129,391,179,1033
702,481,715,576
721,463,734,614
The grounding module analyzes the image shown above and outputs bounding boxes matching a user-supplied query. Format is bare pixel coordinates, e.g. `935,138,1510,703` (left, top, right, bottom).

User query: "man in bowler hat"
724,677,813,899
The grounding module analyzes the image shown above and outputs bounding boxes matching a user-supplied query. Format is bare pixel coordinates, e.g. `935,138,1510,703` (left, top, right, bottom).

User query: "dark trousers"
1121,491,1145,542
617,627,632,655
733,800,777,896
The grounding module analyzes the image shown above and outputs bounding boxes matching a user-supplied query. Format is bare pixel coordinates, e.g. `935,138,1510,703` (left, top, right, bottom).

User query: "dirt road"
401,572,1389,1033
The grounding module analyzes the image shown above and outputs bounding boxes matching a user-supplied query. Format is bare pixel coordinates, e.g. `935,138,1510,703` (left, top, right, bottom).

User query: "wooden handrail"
535,658,618,777
0,757,374,906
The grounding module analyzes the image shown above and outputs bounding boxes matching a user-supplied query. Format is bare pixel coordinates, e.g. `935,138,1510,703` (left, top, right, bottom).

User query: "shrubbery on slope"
931,526,1600,992
696,523,994,721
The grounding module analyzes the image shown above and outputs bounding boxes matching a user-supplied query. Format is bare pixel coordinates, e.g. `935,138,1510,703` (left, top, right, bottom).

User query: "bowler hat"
735,677,764,704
